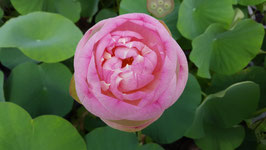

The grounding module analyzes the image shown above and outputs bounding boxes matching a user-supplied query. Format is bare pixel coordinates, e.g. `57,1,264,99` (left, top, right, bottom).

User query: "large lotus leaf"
0,102,86,150
190,19,264,78
6,62,73,117
0,12,83,63
208,67,266,108
238,0,266,5
186,81,260,138
143,74,201,144
195,125,245,150
0,48,37,69
0,71,4,101
177,0,234,40
85,126,164,150
10,0,81,22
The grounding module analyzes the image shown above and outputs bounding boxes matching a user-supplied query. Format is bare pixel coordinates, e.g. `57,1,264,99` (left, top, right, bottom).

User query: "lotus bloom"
73,13,188,132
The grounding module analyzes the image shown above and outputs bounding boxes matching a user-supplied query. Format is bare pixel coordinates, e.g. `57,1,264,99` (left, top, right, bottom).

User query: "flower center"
121,57,134,68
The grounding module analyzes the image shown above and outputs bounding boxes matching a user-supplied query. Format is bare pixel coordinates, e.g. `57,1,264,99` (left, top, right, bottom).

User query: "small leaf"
178,0,234,40
6,62,73,117
0,12,83,63
190,19,264,78
0,102,87,150
10,0,81,22
95,9,117,23
80,0,99,21
143,74,201,144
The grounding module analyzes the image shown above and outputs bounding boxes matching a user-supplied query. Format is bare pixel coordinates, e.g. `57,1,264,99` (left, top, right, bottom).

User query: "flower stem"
137,130,143,145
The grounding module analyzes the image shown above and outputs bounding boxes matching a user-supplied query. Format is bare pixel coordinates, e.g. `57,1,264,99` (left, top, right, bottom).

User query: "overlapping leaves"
186,81,260,150
190,19,264,78
5,62,73,117
0,102,86,150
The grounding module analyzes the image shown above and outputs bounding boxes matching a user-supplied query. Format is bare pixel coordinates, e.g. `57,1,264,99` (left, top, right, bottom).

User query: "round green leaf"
80,0,99,20
0,12,83,63
0,102,86,150
0,48,37,69
6,62,73,117
195,125,245,150
85,126,163,150
190,19,264,78
0,71,4,102
238,0,266,5
119,0,149,15
143,74,201,144
186,81,260,138
177,0,234,40
95,9,117,23
10,0,81,22
208,67,266,108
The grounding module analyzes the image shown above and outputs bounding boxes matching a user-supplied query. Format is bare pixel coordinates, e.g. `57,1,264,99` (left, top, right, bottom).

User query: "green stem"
137,130,143,145
201,91,207,98
259,50,266,55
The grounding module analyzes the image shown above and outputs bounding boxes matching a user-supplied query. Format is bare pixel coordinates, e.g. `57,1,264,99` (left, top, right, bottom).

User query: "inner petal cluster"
95,29,160,104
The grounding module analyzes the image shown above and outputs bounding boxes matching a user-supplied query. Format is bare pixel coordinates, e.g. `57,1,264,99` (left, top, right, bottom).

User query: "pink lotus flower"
73,13,188,132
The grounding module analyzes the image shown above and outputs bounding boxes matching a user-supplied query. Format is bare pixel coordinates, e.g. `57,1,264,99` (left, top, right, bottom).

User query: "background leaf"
85,126,164,150
208,66,266,108
10,0,81,22
186,81,260,138
119,0,149,15
0,12,83,63
80,0,99,21
6,62,73,117
0,102,86,150
162,0,182,40
0,48,37,69
178,0,234,40
143,74,201,144
195,125,245,150
190,19,264,78
95,8,117,23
